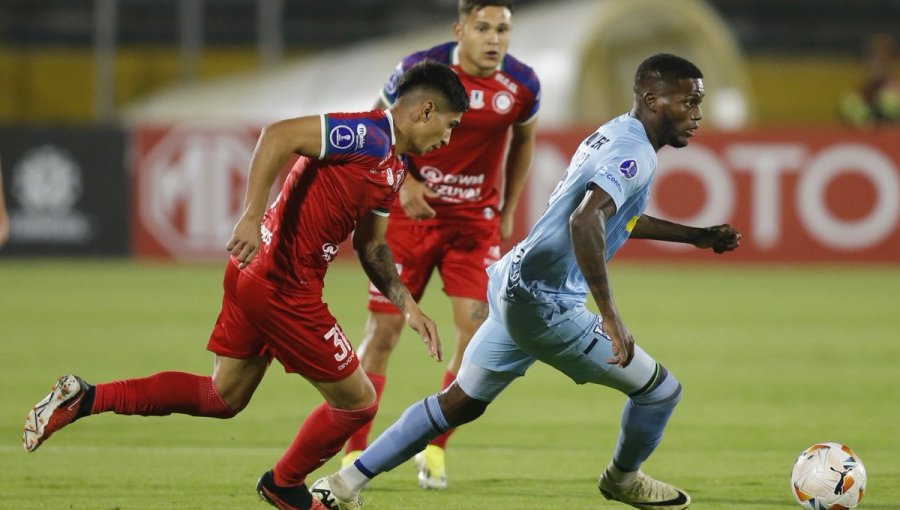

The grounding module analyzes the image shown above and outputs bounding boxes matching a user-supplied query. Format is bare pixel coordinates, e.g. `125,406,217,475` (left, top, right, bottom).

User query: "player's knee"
214,387,252,416
332,399,379,425
204,381,241,418
358,378,378,406
630,364,682,409
329,372,378,409
437,383,489,427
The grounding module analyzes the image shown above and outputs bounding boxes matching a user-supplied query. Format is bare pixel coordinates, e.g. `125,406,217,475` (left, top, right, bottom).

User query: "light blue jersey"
491,114,657,306
350,116,682,485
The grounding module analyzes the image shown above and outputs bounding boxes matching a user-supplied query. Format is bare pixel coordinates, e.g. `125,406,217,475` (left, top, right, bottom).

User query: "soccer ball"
791,442,866,509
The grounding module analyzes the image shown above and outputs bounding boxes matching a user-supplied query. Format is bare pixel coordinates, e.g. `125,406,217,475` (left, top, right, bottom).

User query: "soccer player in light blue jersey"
312,53,741,510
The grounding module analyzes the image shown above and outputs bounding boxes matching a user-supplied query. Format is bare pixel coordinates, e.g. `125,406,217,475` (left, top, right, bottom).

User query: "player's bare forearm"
570,203,614,312
500,121,537,236
570,186,634,367
358,240,413,312
629,214,699,242
631,214,741,253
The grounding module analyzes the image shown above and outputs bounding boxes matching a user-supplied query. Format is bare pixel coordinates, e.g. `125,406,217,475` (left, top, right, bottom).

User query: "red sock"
274,401,378,487
343,373,386,454
429,370,457,449
91,371,234,418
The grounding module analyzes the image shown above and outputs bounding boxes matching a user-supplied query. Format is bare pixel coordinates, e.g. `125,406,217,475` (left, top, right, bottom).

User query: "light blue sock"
612,366,682,472
354,394,449,478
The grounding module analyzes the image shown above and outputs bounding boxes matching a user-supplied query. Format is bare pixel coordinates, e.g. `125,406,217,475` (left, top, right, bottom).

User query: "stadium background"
2,1,898,509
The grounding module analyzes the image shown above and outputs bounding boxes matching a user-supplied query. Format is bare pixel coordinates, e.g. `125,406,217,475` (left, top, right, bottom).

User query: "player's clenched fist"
696,224,741,254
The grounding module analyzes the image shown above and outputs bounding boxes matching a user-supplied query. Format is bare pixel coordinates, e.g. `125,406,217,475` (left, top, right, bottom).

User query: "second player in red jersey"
21,61,468,510
346,0,540,490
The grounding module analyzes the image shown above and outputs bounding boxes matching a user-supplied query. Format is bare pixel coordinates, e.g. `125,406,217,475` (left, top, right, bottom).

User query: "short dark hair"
634,53,703,92
397,60,469,113
459,0,514,17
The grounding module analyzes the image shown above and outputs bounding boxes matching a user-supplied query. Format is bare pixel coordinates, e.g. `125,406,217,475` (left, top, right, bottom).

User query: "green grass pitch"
2,259,898,509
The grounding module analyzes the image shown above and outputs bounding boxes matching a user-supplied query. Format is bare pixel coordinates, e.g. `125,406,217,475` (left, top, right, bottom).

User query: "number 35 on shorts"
325,324,353,362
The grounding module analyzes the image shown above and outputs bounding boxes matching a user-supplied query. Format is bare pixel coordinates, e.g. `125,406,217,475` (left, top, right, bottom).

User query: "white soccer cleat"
23,374,90,452
414,444,447,490
598,470,690,510
310,475,362,510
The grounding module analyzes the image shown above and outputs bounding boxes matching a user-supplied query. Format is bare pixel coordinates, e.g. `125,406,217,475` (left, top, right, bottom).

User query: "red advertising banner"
131,124,900,263
131,124,296,260
522,128,900,263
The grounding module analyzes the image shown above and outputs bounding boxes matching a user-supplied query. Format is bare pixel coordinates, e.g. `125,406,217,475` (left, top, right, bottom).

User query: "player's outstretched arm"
570,184,634,368
227,116,322,268
630,214,741,253
353,213,442,361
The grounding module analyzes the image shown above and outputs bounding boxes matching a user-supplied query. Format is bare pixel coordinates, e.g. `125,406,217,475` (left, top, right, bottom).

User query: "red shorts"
207,260,359,382
368,217,501,313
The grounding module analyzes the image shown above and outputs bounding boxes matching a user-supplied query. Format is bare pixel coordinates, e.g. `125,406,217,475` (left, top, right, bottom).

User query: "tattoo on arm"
360,241,411,311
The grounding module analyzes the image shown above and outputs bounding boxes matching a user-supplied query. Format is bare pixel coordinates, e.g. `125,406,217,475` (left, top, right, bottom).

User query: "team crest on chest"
492,91,514,114
469,90,485,109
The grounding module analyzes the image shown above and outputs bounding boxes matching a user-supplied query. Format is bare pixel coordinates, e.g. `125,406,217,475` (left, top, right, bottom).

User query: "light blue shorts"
457,279,658,402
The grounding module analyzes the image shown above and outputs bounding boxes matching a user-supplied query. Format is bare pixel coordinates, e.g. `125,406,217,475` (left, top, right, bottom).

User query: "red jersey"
244,110,407,291
381,42,540,222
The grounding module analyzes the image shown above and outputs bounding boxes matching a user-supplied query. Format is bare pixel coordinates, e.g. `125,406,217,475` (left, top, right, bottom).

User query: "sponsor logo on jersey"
469,89,485,109
419,165,484,202
356,123,367,149
260,224,273,245
322,242,339,263
329,125,355,150
603,172,623,192
492,91,514,114
619,159,638,179
420,165,444,183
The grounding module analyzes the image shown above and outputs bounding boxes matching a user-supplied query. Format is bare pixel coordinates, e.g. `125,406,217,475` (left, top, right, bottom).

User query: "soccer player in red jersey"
22,61,468,510
343,0,540,489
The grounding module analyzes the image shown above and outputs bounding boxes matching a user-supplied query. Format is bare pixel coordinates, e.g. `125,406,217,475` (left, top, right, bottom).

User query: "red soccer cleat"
257,470,329,510
23,374,91,452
